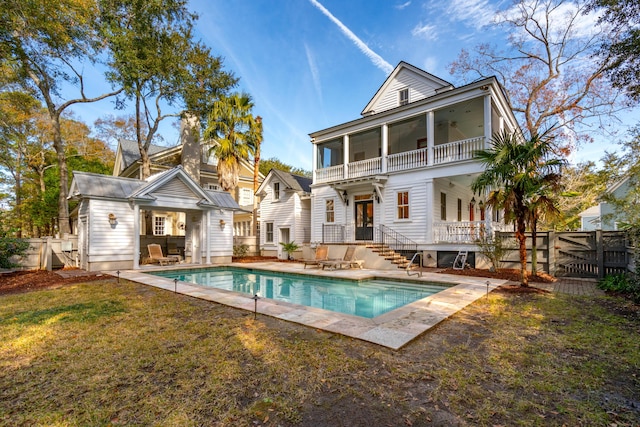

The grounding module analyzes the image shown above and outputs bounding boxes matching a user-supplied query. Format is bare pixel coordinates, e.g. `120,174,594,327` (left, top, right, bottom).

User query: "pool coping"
107,262,508,350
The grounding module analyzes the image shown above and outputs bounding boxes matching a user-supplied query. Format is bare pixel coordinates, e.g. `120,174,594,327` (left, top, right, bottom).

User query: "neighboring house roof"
116,139,169,171
70,166,241,210
257,169,312,195
578,205,601,217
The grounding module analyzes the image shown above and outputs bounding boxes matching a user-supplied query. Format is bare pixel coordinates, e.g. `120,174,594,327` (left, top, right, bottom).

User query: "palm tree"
204,93,262,192
526,175,564,274
472,130,563,286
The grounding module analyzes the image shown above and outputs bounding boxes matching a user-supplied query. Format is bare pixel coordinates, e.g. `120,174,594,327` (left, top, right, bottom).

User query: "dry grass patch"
0,279,638,426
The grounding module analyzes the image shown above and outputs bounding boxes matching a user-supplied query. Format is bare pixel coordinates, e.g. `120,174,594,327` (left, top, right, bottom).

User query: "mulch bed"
0,269,107,296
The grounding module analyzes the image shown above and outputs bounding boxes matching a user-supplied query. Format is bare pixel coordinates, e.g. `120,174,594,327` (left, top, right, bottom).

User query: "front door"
355,200,373,240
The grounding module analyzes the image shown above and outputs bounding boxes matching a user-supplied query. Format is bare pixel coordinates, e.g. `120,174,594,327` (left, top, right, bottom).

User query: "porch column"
133,204,140,269
425,178,434,244
343,134,349,179
427,111,434,166
483,94,492,147
381,124,388,173
205,210,211,264
312,141,317,183
201,210,207,264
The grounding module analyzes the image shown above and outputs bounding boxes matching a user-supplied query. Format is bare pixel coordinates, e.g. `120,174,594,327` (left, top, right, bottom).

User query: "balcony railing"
433,136,484,165
315,136,486,184
433,221,508,243
347,157,381,179
387,147,428,172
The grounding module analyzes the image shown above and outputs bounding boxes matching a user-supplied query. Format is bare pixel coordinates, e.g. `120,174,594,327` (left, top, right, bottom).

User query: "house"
68,166,240,271
309,62,519,267
579,176,633,230
256,169,312,259
112,116,264,252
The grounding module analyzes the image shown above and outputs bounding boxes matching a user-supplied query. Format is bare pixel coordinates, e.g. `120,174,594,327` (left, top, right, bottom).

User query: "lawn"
0,277,638,426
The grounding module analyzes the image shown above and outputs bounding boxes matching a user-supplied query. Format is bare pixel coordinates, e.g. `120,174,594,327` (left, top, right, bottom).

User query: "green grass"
0,280,638,426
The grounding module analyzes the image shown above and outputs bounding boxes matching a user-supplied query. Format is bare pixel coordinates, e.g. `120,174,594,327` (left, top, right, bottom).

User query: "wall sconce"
470,197,476,208
342,190,349,206
108,213,117,225
478,200,485,210
219,219,226,229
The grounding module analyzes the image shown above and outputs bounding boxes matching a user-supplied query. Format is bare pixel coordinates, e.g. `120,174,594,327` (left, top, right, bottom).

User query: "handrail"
374,224,418,255
407,252,422,277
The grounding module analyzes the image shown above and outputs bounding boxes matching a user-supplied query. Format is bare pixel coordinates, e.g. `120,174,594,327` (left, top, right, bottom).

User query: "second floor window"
397,191,409,219
326,199,335,222
273,182,280,200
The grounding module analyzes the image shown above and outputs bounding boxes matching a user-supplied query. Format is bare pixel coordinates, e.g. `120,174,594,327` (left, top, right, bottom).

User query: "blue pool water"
150,267,448,318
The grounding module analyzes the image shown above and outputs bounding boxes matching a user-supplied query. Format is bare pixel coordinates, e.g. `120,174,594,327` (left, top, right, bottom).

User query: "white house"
257,169,312,259
309,62,519,267
68,166,240,271
579,176,633,231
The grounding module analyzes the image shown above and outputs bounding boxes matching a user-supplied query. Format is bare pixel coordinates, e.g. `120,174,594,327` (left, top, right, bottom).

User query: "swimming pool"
151,267,449,318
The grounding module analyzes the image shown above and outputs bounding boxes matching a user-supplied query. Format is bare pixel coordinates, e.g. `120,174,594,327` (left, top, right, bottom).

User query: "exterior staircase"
366,244,416,270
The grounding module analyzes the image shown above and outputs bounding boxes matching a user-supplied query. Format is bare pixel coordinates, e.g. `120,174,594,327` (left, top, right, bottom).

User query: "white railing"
433,136,485,165
387,147,428,172
315,164,344,183
433,221,504,243
347,157,381,179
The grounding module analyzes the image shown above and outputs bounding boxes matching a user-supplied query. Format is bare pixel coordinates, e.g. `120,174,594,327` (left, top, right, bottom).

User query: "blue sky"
76,0,636,171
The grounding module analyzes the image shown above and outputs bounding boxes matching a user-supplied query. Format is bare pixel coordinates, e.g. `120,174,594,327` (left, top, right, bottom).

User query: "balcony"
315,136,486,184
433,221,512,244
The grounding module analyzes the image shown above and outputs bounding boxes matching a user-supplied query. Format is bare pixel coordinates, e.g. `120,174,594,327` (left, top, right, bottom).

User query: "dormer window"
399,88,409,106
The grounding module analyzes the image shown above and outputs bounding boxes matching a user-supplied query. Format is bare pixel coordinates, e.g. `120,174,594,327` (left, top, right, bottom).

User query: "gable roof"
70,166,240,210
257,169,312,195
361,61,453,116
116,139,169,171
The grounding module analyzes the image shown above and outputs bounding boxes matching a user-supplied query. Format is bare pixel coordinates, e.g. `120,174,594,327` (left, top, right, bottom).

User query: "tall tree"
100,0,236,178
450,0,623,152
204,93,261,192
259,157,311,178
472,130,564,286
589,0,640,101
2,0,122,235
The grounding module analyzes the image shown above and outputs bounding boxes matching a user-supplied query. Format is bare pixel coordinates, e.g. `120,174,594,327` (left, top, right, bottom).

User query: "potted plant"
279,241,300,260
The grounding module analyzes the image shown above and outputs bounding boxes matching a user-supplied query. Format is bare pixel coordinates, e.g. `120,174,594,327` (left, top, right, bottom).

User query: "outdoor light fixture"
219,219,226,229
470,197,476,207
342,190,349,206
478,199,485,210
108,213,117,225
252,294,260,320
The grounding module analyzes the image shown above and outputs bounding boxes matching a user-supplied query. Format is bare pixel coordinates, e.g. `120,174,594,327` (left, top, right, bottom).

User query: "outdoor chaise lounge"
321,246,364,270
147,244,179,266
301,245,329,269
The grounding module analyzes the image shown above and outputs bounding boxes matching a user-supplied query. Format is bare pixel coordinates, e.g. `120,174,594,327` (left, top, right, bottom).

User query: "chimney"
180,113,201,183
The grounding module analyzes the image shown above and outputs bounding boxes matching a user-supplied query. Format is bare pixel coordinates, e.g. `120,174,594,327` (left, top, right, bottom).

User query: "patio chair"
147,244,179,266
301,245,329,269
321,246,364,270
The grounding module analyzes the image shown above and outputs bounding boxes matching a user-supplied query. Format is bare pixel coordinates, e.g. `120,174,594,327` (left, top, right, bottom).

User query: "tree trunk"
516,216,529,287
51,114,71,236
252,136,260,239
531,217,538,276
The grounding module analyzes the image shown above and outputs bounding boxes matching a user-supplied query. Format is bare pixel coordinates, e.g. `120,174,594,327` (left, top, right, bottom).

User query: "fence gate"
554,231,628,278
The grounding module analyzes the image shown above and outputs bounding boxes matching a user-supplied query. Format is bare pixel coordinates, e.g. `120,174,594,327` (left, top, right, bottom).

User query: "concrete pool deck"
108,262,509,350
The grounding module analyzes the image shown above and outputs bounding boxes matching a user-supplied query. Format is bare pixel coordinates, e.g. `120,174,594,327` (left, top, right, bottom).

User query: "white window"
399,88,409,106
265,222,274,243
202,144,218,165
325,199,335,223
239,187,254,206
154,216,166,235
273,182,280,201
397,191,409,219
440,192,447,221
206,183,219,191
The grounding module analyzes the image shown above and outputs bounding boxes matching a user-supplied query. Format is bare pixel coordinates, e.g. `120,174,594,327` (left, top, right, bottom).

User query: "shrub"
474,233,514,272
0,234,30,268
233,244,249,258
598,273,640,303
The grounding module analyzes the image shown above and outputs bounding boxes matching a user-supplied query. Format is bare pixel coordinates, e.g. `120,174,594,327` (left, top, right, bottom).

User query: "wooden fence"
496,230,632,278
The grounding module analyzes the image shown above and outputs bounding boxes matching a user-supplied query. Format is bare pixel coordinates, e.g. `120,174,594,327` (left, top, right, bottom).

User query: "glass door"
355,200,374,240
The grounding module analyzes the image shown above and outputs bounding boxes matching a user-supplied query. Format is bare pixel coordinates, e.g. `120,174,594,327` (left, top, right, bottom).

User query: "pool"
150,267,449,318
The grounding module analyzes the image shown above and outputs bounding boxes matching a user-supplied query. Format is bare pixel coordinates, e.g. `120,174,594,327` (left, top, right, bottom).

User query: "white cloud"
412,22,438,40
308,0,394,75
395,1,411,10
305,43,323,103
431,0,497,30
